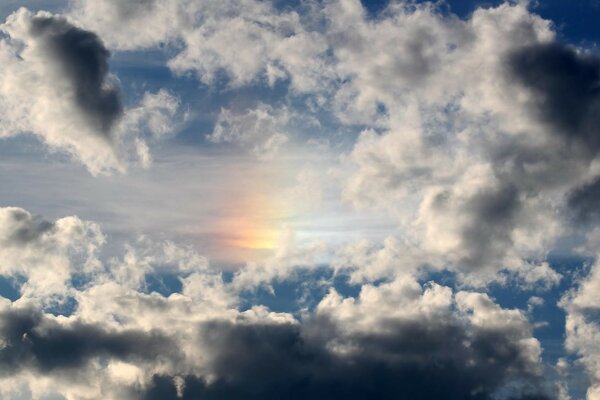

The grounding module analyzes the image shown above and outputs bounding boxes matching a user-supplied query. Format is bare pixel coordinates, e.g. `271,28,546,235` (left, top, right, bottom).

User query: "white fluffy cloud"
0,8,182,174
334,2,597,287
70,0,331,91
0,207,103,302
561,261,600,400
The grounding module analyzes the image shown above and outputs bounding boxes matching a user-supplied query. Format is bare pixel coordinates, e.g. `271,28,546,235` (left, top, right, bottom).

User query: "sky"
1,0,600,399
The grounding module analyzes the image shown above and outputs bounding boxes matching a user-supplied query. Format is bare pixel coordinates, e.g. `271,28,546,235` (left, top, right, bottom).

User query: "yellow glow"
211,187,288,257
226,225,279,250
201,158,297,263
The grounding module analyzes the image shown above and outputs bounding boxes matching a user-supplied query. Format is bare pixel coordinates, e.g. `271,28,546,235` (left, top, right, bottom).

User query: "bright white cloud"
0,8,182,174
70,0,331,91
561,261,600,399
0,207,103,302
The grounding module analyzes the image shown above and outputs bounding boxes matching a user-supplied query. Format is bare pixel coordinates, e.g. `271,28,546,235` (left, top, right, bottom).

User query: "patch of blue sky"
142,272,184,297
232,266,361,316
45,296,78,317
0,275,24,302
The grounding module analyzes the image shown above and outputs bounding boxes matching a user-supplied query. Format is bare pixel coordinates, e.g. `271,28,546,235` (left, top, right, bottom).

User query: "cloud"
560,260,600,400
0,207,103,301
29,12,123,134
334,3,600,286
0,8,182,174
134,281,551,400
61,0,588,287
0,207,557,399
0,8,122,173
1,0,600,397
332,236,434,284
0,301,179,374
70,0,330,91
567,176,600,224
208,104,290,158
68,0,173,50
508,42,600,156
118,89,183,168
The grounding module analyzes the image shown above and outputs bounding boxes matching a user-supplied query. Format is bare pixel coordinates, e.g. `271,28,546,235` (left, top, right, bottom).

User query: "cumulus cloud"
0,206,558,399
0,302,179,374
508,42,600,156
139,298,547,400
333,2,600,287
567,176,600,225
0,207,103,302
70,0,330,91
118,89,183,168
561,261,600,400
0,8,182,174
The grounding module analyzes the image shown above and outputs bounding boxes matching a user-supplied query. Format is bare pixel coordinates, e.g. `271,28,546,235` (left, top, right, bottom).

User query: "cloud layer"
1,0,600,398
0,207,555,400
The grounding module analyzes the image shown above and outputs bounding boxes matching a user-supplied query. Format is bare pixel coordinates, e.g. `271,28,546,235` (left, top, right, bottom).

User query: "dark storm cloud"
0,306,178,372
567,175,600,223
508,42,600,154
137,317,551,400
29,14,123,135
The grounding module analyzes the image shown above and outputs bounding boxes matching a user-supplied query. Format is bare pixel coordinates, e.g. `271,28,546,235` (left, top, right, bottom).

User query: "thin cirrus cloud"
0,0,600,399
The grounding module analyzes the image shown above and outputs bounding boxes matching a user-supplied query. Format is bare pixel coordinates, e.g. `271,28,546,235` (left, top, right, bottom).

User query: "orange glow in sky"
208,174,291,262
224,221,279,250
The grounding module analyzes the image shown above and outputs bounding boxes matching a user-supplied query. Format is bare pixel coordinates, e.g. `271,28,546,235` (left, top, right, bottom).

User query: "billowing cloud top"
0,0,600,399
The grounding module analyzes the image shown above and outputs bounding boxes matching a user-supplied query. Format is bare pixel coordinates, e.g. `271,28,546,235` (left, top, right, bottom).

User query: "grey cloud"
567,176,600,224
0,208,54,246
0,306,178,373
460,184,522,268
137,317,551,400
29,14,123,135
508,42,600,155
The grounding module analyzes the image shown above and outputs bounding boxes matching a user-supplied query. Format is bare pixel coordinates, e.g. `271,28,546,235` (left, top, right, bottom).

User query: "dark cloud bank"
138,317,549,400
0,299,551,399
0,306,178,373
